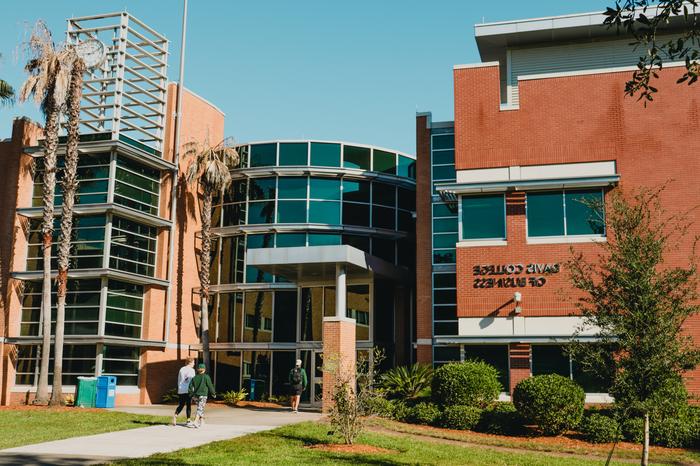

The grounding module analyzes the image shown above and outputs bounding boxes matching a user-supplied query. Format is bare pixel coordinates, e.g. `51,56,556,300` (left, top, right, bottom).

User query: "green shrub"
512,374,585,436
406,402,441,426
221,389,248,406
432,361,501,408
391,400,412,422
380,364,433,400
651,412,699,448
621,417,644,444
365,396,395,418
160,388,178,404
580,414,621,444
476,402,525,435
438,405,482,430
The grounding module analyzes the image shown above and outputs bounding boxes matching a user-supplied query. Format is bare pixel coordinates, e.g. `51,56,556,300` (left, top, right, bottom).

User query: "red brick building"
416,9,700,398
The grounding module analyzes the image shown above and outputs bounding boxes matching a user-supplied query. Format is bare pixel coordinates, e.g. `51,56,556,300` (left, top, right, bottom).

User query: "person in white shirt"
172,357,195,426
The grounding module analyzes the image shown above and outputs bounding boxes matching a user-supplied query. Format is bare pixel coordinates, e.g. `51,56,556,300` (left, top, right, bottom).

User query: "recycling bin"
75,376,97,408
95,375,117,408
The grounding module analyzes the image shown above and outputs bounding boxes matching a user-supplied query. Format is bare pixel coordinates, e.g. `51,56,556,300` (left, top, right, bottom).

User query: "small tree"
326,347,384,445
568,186,700,465
604,1,699,103
184,138,239,371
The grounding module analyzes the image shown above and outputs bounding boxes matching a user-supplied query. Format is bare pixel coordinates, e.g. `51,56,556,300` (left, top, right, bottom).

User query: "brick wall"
322,317,356,412
415,115,433,363
453,64,700,394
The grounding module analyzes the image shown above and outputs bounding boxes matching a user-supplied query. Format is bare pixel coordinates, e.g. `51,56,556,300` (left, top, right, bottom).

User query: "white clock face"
75,39,106,69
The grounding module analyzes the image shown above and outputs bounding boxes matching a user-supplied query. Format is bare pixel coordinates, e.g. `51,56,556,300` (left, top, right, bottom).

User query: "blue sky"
0,0,611,154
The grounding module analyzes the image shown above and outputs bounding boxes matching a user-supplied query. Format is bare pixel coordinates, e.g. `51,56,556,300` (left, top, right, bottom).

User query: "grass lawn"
368,418,700,466
0,407,169,450
109,421,637,466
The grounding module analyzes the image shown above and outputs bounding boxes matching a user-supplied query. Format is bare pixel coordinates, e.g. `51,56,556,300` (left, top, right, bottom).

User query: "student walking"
288,359,307,413
189,363,216,428
172,358,195,426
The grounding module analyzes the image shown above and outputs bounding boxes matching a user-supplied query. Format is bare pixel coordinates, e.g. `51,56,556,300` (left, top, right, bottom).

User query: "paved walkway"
0,404,321,465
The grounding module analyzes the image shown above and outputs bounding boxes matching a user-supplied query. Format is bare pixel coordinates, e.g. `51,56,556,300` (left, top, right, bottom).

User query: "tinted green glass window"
434,289,456,304
250,143,276,167
433,203,456,217
342,234,370,253
433,273,456,289
247,234,274,249
277,200,306,223
308,233,341,246
371,237,395,264
433,233,457,249
342,202,369,227
527,192,565,237
249,177,276,200
565,189,605,235
246,265,273,283
278,143,307,166
532,345,570,377
226,180,248,203
434,345,460,361
247,201,275,224
434,322,458,336
432,134,454,150
433,149,454,165
273,290,298,342
433,249,456,264
222,203,244,226
433,217,457,233
398,187,416,211
397,210,413,232
309,201,341,224
373,150,396,175
277,177,307,199
434,306,456,320
309,177,340,200
397,156,416,179
372,183,395,207
342,180,370,203
343,146,370,170
310,143,340,167
372,206,395,230
461,194,505,240
276,233,306,247
433,165,455,180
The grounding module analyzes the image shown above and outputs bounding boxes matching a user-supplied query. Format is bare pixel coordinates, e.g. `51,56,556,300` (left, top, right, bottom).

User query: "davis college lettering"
472,263,559,288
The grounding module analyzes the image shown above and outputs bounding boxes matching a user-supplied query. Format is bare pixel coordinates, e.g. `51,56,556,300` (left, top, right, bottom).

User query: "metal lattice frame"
67,12,169,152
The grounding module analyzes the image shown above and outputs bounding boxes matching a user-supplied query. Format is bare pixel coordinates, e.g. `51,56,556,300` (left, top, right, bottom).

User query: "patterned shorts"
194,395,208,418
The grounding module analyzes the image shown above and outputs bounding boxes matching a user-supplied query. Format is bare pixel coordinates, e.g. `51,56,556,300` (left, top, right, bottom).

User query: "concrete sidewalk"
0,404,321,465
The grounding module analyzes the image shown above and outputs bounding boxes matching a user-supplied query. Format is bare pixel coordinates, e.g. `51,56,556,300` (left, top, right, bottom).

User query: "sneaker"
185,421,195,428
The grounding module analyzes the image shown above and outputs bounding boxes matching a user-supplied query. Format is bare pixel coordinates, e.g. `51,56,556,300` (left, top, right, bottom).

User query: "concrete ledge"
322,316,356,324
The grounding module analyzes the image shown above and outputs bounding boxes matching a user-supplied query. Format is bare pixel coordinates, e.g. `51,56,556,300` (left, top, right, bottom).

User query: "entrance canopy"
246,245,410,284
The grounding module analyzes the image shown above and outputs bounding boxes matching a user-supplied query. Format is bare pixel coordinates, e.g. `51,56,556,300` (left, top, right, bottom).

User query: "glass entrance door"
299,350,323,407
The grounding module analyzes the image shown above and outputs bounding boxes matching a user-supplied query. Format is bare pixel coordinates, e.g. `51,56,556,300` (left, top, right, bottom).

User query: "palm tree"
50,51,85,406
0,53,14,106
19,21,73,405
185,138,239,371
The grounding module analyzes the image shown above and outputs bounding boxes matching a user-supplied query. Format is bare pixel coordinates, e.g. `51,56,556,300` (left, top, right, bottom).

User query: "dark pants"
175,393,191,418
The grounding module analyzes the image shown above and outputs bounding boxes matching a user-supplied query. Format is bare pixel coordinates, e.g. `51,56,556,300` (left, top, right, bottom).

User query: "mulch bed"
306,443,398,455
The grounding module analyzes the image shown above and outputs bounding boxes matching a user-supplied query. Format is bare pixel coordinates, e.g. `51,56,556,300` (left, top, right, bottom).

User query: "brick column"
322,316,356,412
509,343,531,393
415,114,433,364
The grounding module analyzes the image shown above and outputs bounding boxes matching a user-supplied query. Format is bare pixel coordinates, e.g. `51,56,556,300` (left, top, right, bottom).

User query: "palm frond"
184,137,241,193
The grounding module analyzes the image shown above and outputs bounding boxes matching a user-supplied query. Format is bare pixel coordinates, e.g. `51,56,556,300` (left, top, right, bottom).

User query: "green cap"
197,363,206,369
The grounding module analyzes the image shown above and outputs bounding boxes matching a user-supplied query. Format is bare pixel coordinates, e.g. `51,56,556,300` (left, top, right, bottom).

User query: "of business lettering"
472,263,558,288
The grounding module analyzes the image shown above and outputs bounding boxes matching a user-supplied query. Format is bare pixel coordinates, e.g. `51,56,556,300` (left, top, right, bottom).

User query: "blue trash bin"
95,376,117,408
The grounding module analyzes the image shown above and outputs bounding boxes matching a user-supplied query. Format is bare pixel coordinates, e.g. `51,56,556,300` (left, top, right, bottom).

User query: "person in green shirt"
188,363,216,428
288,359,307,413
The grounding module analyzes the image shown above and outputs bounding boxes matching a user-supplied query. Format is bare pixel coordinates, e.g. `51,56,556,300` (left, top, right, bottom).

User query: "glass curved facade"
209,141,416,404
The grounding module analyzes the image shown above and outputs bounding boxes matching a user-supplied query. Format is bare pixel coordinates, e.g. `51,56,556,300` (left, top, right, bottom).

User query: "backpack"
291,368,302,385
